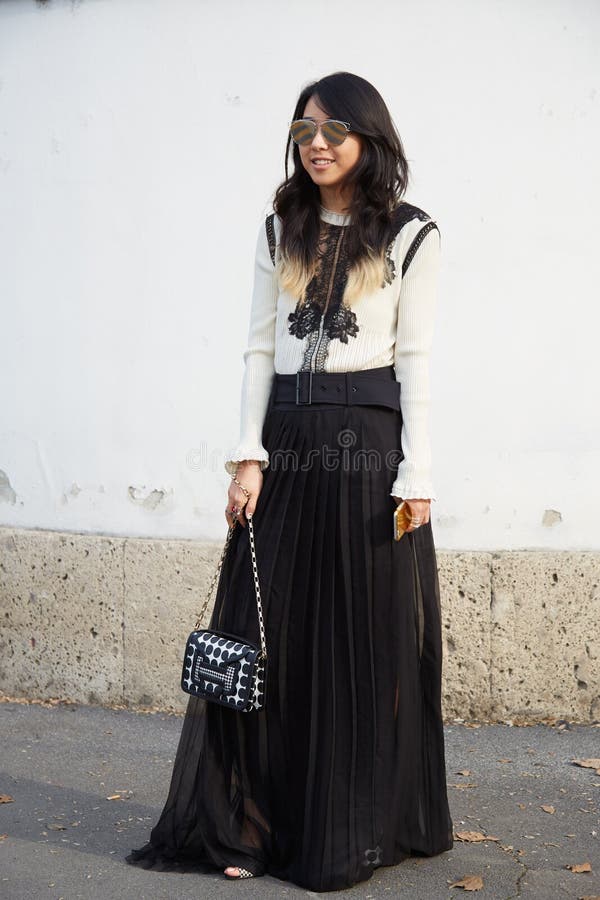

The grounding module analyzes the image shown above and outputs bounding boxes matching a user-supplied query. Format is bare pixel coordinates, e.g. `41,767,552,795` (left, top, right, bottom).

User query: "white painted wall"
1,0,598,550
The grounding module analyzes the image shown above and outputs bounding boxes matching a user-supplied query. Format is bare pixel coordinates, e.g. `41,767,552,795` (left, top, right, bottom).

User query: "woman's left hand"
393,496,431,531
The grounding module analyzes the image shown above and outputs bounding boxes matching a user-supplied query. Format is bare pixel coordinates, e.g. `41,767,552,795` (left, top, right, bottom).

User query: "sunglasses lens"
321,120,348,145
290,120,316,145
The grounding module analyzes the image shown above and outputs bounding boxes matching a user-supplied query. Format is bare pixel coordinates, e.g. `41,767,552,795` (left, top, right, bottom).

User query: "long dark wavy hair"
272,71,410,304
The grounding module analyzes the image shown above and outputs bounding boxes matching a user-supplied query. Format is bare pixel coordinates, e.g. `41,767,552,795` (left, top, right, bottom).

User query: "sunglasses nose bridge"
310,122,329,147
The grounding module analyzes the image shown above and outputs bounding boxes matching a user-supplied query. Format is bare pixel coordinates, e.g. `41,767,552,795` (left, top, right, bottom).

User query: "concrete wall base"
1,527,598,722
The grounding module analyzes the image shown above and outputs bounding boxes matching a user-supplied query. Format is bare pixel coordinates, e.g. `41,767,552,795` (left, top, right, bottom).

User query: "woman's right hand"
225,460,263,528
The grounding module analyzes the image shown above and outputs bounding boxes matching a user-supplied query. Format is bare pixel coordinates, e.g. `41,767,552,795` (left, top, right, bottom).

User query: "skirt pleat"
126,391,454,892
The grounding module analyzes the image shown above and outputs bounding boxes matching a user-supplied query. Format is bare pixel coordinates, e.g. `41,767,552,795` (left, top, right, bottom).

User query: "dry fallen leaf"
0,796,14,804
517,803,526,809
448,783,478,790
106,791,132,801
449,874,484,891
456,769,472,776
47,824,66,831
541,804,555,814
454,830,499,843
0,834,7,842
565,861,592,873
572,759,600,776
497,758,512,763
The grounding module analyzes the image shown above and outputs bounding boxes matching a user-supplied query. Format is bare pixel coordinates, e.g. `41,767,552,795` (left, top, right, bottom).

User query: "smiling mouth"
311,159,335,167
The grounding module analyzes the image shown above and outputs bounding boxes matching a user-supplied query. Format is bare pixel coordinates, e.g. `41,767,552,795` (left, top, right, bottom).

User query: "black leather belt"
272,365,401,411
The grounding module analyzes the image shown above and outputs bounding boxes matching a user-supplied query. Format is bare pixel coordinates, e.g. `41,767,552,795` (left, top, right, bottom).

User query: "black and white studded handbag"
181,514,267,712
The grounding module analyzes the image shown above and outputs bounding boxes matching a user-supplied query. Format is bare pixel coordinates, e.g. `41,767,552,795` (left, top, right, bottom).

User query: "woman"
126,70,454,892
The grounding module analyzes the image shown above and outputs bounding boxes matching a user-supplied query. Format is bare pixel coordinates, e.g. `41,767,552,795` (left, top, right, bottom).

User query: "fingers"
225,489,260,529
403,499,431,532
235,501,256,528
225,493,245,528
407,517,430,530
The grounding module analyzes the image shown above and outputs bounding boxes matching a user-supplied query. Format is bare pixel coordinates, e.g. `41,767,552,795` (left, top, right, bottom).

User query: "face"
296,95,363,192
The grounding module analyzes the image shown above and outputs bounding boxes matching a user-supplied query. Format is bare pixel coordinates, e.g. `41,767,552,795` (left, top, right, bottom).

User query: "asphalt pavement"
1,701,599,899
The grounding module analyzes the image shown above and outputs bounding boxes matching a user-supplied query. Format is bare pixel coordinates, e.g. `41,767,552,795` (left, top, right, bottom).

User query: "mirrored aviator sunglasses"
289,118,351,147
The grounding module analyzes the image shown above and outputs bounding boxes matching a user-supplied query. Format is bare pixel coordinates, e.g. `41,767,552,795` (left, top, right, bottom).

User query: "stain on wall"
542,509,562,527
128,486,172,511
0,471,17,505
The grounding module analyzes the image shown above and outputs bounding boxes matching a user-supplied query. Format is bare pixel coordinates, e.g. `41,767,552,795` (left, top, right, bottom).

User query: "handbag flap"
182,629,259,708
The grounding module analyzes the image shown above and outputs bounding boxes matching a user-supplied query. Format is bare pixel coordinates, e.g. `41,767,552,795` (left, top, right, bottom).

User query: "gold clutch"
393,501,412,541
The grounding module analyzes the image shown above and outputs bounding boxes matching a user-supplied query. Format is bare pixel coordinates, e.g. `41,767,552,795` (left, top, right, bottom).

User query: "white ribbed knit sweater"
224,202,441,500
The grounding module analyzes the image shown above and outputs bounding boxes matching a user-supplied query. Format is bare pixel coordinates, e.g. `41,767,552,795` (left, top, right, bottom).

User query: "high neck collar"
319,204,351,226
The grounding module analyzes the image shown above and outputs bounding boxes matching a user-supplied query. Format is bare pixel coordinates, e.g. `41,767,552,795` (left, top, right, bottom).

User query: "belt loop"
296,370,313,405
345,371,352,405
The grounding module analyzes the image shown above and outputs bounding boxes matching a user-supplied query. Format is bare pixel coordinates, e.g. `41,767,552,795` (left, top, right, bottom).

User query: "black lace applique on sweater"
264,203,438,372
285,221,358,372
384,202,438,281
383,242,396,287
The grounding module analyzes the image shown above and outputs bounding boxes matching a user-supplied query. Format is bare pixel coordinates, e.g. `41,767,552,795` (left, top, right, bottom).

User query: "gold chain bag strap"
181,514,267,712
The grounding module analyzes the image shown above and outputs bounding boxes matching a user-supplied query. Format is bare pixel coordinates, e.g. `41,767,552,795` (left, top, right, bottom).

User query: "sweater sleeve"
390,223,440,501
224,216,278,476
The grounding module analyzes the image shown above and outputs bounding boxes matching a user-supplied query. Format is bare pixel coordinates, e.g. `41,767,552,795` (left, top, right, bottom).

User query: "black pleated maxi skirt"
126,365,454,892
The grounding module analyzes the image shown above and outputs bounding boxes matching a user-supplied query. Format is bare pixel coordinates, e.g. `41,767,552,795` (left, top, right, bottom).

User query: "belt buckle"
296,370,313,405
